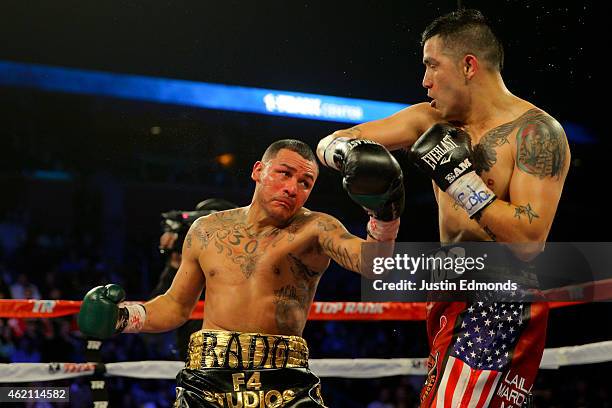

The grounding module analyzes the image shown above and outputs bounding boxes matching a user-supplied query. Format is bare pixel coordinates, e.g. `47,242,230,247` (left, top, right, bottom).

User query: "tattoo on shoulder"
514,203,539,224
187,219,210,250
317,217,339,232
472,108,567,178
515,109,567,179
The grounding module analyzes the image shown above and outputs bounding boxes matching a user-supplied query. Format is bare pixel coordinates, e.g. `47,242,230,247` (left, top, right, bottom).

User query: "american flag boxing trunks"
419,301,548,408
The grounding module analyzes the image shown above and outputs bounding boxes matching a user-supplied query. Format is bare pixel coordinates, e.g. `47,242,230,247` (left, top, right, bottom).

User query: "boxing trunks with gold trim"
174,329,326,407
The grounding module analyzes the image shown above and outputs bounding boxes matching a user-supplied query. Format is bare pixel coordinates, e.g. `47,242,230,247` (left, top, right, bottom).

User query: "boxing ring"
1,299,611,384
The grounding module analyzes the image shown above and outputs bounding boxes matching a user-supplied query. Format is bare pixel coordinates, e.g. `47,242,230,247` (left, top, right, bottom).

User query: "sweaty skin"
325,35,570,249
139,149,388,336
187,207,338,335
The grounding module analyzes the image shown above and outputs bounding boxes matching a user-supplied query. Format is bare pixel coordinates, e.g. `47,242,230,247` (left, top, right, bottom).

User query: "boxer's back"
192,207,329,336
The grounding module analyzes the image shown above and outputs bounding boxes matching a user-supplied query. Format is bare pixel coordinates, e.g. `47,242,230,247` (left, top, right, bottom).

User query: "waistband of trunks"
186,329,309,370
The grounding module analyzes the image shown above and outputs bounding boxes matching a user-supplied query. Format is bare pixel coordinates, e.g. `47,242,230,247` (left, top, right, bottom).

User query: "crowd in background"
1,210,611,407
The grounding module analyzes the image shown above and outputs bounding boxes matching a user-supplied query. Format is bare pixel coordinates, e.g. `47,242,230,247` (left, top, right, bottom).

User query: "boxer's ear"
463,54,478,80
251,161,264,182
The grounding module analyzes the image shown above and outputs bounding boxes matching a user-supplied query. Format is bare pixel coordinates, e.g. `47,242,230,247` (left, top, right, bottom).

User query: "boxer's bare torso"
186,207,354,336
434,102,569,243
333,98,570,245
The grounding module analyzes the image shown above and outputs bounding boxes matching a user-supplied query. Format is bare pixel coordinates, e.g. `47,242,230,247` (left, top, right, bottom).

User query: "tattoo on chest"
288,253,321,280
186,211,304,279
472,121,514,173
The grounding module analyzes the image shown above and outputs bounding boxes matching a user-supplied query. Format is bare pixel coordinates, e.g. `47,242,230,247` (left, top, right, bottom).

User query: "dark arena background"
0,1,609,407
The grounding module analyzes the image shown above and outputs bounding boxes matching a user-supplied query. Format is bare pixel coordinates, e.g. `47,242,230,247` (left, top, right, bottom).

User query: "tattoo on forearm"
452,199,461,211
321,236,361,272
514,203,539,223
515,109,567,179
483,226,497,241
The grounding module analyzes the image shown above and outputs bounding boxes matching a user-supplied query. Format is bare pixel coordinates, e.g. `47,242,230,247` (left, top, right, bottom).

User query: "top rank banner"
360,242,612,303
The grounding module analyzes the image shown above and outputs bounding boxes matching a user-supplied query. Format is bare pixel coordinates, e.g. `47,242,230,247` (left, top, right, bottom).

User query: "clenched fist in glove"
317,136,405,241
408,123,496,219
78,284,146,339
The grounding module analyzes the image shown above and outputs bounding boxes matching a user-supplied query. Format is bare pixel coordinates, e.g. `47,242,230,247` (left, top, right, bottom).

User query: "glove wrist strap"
321,137,352,170
446,171,496,218
116,303,147,333
367,217,400,241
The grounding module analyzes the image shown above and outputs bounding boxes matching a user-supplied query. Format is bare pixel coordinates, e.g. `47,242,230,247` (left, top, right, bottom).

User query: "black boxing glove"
408,123,496,218
317,136,404,240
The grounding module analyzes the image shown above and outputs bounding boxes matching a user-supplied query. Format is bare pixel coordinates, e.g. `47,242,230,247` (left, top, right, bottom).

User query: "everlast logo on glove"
409,123,496,219
345,139,378,149
420,134,460,170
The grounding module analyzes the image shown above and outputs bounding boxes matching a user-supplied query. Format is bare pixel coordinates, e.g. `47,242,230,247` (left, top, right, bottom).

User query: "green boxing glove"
77,284,147,339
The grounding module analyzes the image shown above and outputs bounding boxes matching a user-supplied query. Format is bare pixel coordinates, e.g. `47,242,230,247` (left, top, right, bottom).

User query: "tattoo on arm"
317,219,339,232
186,219,211,250
514,203,539,224
482,225,497,241
515,109,567,179
321,236,361,272
316,215,361,272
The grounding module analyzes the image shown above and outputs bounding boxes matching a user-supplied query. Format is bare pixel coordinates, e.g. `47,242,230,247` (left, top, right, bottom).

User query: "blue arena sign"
0,60,408,124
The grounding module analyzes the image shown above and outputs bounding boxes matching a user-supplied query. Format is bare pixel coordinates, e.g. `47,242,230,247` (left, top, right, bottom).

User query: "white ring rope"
1,340,611,383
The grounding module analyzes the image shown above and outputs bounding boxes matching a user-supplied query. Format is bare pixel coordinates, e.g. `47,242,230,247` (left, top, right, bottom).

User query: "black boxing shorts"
174,329,326,407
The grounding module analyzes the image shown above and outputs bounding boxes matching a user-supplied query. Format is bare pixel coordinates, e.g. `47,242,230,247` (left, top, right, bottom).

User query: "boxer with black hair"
318,9,570,407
